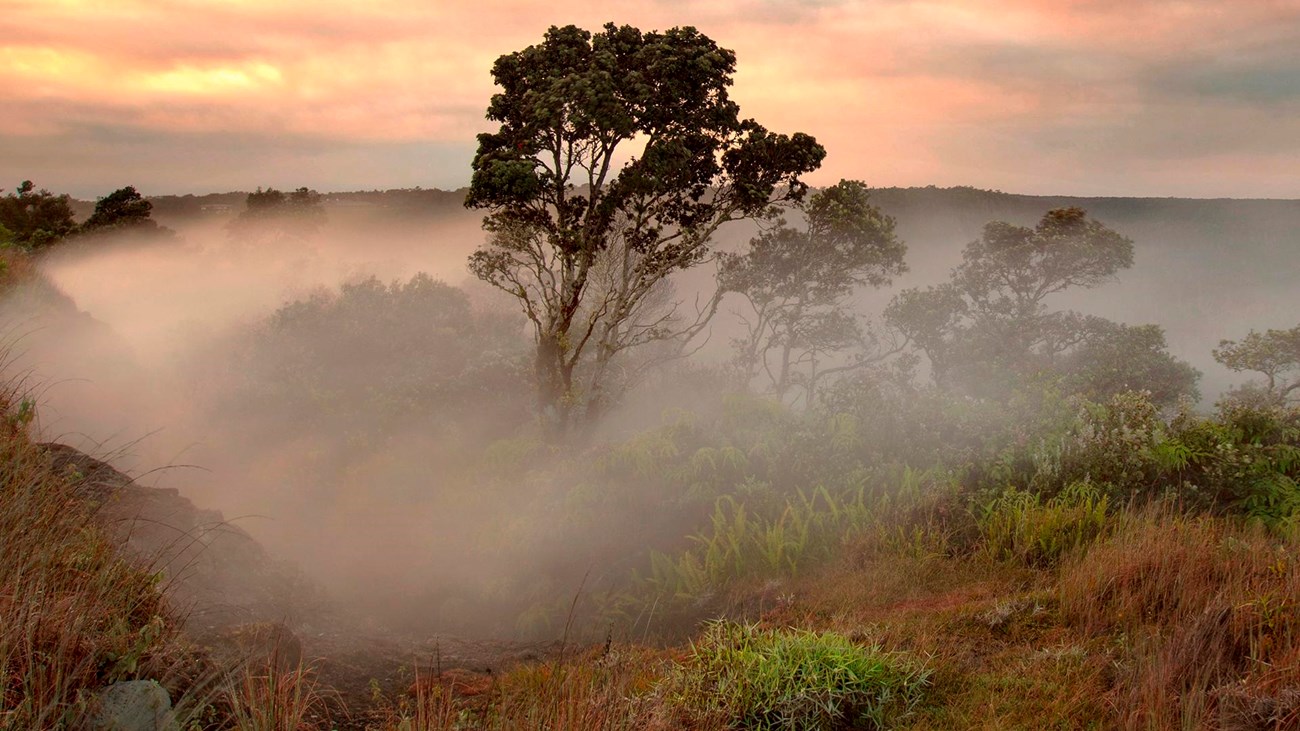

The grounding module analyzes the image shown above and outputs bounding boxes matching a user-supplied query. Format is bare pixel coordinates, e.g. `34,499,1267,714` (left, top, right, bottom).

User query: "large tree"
0,181,76,249
718,179,907,405
886,207,1197,406
466,23,825,433
1214,325,1300,406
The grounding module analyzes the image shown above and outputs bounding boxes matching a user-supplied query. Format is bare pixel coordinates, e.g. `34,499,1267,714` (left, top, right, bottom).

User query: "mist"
6,188,1299,640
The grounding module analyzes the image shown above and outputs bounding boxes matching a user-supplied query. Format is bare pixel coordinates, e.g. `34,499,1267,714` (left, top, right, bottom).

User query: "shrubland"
4,172,1299,728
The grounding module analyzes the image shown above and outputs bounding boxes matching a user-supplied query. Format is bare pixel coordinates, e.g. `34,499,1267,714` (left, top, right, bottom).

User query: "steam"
6,190,1299,638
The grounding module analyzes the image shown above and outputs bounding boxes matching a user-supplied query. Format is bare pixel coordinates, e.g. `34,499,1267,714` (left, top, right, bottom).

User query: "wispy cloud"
4,0,1298,197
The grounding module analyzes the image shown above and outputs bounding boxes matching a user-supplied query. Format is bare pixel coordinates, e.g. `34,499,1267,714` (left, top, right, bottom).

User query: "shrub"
672,621,929,730
978,481,1110,568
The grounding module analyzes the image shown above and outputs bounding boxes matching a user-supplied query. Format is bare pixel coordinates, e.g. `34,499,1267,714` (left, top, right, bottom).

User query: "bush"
672,621,929,730
978,481,1110,568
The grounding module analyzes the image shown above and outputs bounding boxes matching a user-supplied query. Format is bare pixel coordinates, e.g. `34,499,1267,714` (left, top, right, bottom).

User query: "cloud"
3,0,1299,197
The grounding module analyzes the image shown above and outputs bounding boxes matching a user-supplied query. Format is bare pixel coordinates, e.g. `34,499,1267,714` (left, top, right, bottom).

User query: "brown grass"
1061,507,1300,729
374,644,709,731
0,379,184,728
223,658,331,731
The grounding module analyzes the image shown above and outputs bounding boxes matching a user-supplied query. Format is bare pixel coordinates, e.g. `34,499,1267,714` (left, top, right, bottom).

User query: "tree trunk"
535,332,574,438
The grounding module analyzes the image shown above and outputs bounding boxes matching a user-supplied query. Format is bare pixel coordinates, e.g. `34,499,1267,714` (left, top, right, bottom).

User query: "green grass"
672,621,930,731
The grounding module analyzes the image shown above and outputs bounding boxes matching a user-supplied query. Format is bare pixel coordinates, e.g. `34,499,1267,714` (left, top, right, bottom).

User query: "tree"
718,179,907,405
0,181,76,249
1056,319,1200,406
466,23,825,434
79,185,173,240
886,207,1196,406
227,186,325,244
1214,325,1300,406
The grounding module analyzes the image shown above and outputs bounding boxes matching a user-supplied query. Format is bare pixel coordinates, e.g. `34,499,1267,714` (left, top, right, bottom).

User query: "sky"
3,0,1299,199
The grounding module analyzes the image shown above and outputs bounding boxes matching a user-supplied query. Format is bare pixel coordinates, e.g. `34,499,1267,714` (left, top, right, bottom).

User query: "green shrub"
978,481,1110,568
672,621,929,730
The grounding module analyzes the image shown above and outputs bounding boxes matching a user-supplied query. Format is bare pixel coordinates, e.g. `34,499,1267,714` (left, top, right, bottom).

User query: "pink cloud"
3,0,1298,196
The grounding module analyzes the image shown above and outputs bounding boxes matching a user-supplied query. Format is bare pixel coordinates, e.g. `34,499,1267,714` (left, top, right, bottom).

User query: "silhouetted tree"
0,181,76,249
228,186,325,244
78,185,174,241
466,23,825,435
719,179,907,405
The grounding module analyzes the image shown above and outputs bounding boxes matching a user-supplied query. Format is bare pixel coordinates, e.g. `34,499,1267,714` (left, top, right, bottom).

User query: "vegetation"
0,180,76,249
466,23,825,434
672,622,929,730
78,185,172,240
1215,324,1300,406
0,369,181,728
227,186,326,245
719,179,907,405
886,207,1198,406
4,20,1300,730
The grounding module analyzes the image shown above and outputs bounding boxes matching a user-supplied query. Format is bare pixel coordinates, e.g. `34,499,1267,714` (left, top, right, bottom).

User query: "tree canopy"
228,186,325,244
886,207,1196,406
78,185,173,240
719,179,907,404
1214,325,1300,406
0,181,76,249
466,23,825,434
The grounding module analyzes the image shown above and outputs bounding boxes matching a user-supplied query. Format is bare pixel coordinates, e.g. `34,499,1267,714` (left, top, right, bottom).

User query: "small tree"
79,185,173,240
1214,325,1300,406
0,181,76,249
228,186,325,244
466,23,825,434
886,207,1196,406
719,179,906,405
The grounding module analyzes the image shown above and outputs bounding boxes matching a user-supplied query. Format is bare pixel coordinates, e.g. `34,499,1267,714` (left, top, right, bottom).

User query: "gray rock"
90,680,178,731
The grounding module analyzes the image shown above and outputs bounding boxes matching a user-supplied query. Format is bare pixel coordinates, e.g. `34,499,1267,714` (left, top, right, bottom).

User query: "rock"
41,442,324,636
89,680,178,731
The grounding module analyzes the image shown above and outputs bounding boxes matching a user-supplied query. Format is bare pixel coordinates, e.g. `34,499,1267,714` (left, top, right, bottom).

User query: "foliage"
0,383,180,728
81,185,149,231
1214,324,1300,406
672,621,929,731
719,179,907,405
977,481,1110,568
227,273,529,435
0,180,76,249
227,186,325,244
466,22,825,433
1162,401,1300,526
885,208,1197,407
1052,320,1199,407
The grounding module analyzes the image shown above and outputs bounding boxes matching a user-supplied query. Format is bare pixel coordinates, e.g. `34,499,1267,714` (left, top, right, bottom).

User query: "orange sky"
3,0,1299,197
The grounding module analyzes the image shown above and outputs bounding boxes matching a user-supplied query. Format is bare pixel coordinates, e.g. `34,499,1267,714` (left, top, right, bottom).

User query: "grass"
1060,506,1300,729
0,379,184,729
374,645,684,731
671,621,930,731
978,480,1110,568
223,658,330,731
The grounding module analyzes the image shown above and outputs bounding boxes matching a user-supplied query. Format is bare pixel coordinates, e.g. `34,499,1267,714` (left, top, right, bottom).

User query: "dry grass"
223,658,331,731
1061,507,1300,729
0,379,183,729
375,645,695,731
